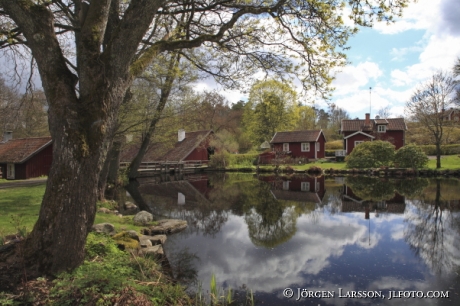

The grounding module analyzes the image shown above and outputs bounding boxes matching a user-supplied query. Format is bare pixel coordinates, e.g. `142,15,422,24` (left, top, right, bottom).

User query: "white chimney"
178,129,185,142
3,131,12,142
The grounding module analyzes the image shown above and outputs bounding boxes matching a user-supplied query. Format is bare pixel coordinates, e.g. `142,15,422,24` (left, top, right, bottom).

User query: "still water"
126,173,460,305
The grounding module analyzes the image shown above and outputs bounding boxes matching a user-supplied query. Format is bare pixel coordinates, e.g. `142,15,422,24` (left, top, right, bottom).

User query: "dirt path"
0,178,47,189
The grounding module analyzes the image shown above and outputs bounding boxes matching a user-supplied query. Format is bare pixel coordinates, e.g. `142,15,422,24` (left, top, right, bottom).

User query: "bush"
345,141,395,168
418,144,460,155
325,140,343,150
394,144,429,169
209,151,231,168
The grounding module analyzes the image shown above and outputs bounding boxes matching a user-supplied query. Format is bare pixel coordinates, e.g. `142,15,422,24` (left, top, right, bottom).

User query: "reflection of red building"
341,185,405,219
259,175,326,204
137,174,211,206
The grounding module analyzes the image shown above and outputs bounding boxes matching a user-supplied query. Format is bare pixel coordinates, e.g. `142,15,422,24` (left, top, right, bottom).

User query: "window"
355,141,364,147
301,182,310,191
316,142,320,152
283,181,290,190
283,143,289,152
377,125,386,132
316,182,320,192
301,143,310,152
7,163,15,180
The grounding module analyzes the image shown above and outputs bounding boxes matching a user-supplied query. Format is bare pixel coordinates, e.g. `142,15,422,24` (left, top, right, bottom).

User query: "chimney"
365,113,370,126
2,131,12,142
178,129,185,142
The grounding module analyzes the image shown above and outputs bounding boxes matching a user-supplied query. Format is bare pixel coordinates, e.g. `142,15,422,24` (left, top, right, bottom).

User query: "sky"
2,0,459,120
208,0,460,119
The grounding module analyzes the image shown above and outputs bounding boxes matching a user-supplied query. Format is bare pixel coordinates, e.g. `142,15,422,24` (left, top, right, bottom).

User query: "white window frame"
7,163,15,180
283,143,289,152
301,143,310,152
316,182,320,192
316,142,320,152
283,181,290,190
377,125,386,133
301,182,310,191
354,141,364,147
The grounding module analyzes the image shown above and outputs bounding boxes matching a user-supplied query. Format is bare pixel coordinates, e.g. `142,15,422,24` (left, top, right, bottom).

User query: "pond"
124,173,460,305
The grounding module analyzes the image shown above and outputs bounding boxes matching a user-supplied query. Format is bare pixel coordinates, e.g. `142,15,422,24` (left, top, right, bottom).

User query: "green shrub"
209,152,258,168
325,140,343,150
418,144,460,155
345,141,395,168
394,144,429,169
325,150,335,157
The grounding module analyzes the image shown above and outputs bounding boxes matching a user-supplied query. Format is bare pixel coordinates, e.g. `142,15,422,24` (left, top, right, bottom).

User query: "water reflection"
123,174,460,305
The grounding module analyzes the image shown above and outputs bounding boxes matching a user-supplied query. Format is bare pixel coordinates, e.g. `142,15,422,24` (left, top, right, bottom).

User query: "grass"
0,183,46,234
0,183,148,236
426,155,460,170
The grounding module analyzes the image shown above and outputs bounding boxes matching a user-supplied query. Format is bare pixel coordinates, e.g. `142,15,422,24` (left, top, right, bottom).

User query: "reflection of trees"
243,181,298,248
345,177,395,201
404,180,460,274
165,247,199,287
394,178,429,198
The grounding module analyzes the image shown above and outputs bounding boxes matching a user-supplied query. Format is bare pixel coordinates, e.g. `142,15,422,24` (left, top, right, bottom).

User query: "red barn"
0,136,53,180
269,130,326,160
340,114,407,155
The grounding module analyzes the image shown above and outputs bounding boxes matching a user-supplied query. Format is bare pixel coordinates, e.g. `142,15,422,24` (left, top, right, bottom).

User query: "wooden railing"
335,150,347,157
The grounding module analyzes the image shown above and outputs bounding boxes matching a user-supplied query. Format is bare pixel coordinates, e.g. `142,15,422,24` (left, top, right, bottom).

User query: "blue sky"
209,0,460,119
322,0,460,118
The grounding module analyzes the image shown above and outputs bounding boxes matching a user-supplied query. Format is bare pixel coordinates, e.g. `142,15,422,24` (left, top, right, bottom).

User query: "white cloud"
332,61,382,96
373,0,440,35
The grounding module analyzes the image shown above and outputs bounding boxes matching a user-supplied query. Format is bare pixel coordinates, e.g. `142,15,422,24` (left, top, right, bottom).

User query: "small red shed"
270,130,326,159
0,136,53,180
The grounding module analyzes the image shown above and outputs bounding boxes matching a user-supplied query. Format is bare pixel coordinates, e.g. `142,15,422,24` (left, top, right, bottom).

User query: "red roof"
341,118,406,132
0,137,52,163
158,130,213,162
270,130,324,144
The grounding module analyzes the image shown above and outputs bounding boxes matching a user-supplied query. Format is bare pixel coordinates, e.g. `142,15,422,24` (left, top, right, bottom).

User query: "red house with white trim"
0,136,53,180
270,130,326,159
340,114,406,155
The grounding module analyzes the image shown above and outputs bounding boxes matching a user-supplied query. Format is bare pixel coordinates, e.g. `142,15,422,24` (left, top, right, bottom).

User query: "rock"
97,207,111,214
142,219,187,235
126,230,140,241
140,234,167,245
133,211,153,224
139,237,152,248
124,201,137,210
91,223,116,235
112,231,140,250
140,245,164,258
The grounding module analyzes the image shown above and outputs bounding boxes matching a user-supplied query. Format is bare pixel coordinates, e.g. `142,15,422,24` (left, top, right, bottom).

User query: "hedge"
418,144,460,155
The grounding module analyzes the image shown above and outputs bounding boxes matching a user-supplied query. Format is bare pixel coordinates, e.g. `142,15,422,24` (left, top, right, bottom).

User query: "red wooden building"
269,130,326,160
0,136,53,180
158,130,214,163
340,114,407,155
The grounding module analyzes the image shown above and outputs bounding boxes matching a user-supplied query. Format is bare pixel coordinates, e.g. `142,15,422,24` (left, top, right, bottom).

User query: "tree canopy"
0,0,411,278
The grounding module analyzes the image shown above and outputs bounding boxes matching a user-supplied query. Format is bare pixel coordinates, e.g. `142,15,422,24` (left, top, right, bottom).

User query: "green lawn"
0,184,46,234
0,183,148,236
426,155,460,170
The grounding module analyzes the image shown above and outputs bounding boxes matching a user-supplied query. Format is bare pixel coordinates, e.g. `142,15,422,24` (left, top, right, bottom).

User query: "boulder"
140,245,164,258
97,207,112,214
133,211,153,224
139,237,152,248
91,223,116,235
140,234,167,245
142,219,187,235
124,201,138,210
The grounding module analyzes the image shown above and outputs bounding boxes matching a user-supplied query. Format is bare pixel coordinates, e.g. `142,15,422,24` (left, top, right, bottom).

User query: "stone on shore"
133,211,153,224
142,219,187,235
